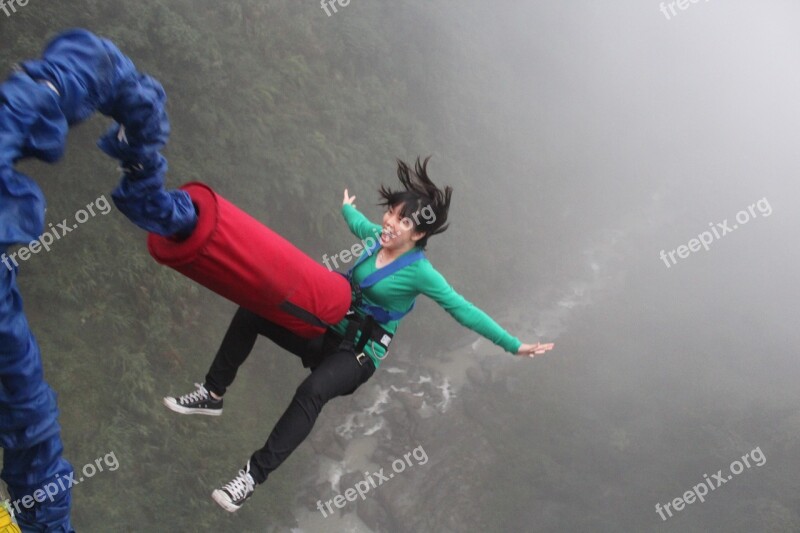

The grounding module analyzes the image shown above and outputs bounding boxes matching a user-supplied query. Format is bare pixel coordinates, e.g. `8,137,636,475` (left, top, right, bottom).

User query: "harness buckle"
355,352,369,366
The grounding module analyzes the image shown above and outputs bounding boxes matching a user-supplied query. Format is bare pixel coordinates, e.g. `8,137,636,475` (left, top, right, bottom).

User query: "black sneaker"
212,461,256,512
162,383,223,416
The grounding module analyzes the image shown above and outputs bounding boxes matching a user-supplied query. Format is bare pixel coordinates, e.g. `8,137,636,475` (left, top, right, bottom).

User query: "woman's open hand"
343,188,356,207
516,342,554,358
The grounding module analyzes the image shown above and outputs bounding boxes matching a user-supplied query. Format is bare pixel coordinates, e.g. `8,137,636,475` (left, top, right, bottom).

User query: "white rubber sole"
162,397,222,416
211,489,241,513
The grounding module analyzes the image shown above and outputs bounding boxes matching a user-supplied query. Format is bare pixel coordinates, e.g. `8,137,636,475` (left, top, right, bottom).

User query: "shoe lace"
222,469,254,501
178,383,208,405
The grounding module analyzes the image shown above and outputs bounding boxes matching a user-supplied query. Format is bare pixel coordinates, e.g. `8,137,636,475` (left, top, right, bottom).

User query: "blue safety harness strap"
332,241,425,364
346,240,425,323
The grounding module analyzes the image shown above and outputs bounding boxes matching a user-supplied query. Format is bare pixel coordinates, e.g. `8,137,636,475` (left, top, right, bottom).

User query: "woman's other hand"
343,188,356,207
516,342,554,358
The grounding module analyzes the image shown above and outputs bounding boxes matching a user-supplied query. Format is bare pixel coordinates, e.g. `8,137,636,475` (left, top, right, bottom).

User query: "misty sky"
415,1,800,530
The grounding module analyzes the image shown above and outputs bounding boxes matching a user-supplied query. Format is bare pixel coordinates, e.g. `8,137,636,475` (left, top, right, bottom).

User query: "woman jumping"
162,156,554,512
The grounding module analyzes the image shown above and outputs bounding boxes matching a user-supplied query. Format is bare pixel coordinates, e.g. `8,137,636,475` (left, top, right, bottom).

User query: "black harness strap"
278,300,330,329
340,310,392,365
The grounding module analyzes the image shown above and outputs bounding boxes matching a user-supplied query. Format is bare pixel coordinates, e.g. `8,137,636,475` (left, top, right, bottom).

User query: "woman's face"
380,202,424,250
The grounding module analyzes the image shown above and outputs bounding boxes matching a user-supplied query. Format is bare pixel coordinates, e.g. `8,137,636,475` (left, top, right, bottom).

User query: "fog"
423,2,800,530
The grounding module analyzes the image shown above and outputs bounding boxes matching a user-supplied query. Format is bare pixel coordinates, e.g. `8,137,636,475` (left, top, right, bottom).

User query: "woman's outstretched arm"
417,262,554,358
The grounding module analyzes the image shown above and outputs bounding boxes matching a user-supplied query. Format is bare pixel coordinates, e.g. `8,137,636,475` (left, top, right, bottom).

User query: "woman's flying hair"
378,156,453,250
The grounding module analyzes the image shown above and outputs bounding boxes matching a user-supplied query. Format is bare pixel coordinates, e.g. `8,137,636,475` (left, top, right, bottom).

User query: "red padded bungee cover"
147,182,352,338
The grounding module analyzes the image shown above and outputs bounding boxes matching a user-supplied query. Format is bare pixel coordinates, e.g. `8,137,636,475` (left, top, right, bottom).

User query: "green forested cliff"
1,1,516,530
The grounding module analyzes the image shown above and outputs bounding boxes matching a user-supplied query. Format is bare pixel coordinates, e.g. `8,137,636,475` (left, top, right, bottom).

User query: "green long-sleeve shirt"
328,204,522,368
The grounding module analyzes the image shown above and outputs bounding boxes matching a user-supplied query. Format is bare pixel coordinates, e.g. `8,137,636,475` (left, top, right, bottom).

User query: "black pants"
204,306,375,484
